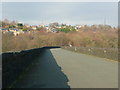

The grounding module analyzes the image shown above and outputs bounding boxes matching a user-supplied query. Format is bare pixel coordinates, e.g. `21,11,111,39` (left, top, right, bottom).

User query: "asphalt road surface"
12,48,118,88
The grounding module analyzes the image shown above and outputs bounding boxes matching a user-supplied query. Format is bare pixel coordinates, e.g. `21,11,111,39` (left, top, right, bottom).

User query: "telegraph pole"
104,17,106,30
104,17,106,26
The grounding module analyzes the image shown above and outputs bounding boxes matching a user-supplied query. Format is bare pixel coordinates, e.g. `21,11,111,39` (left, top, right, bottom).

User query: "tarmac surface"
12,48,118,88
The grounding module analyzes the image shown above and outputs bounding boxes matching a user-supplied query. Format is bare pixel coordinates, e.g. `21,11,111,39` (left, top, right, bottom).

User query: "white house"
31,26,37,30
75,25,82,30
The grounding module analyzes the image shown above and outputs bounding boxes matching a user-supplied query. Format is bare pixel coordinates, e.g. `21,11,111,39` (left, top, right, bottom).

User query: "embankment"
62,46,118,61
2,47,46,88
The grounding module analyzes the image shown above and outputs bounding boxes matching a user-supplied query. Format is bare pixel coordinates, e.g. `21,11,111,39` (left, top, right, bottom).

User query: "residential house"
2,28,9,34
75,25,82,30
51,28,59,33
31,26,37,30
9,28,20,36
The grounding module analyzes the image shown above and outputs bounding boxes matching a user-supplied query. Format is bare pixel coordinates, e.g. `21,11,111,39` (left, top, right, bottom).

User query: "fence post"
75,47,77,51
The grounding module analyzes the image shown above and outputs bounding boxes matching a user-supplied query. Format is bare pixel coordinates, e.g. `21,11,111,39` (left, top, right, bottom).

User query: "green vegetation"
17,23,23,29
59,27,76,33
59,28,70,33
9,25,16,28
17,23,23,27
22,28,27,31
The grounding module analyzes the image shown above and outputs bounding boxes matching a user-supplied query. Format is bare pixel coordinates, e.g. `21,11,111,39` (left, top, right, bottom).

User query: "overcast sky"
2,2,118,27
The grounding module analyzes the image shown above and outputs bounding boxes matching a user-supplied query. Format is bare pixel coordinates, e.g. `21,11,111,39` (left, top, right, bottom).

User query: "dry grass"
63,46,118,61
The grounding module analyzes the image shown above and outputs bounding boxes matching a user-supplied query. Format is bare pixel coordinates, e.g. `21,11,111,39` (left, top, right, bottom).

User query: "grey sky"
1,0,119,2
2,2,118,26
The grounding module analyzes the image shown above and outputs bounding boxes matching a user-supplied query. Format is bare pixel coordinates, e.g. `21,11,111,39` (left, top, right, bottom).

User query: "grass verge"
62,46,118,61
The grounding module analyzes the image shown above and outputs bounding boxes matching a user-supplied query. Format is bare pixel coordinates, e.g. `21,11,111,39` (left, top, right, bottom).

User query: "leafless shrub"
2,28,118,52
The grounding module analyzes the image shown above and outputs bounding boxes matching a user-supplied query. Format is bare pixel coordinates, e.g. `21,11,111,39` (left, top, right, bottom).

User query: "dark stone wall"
2,47,45,88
